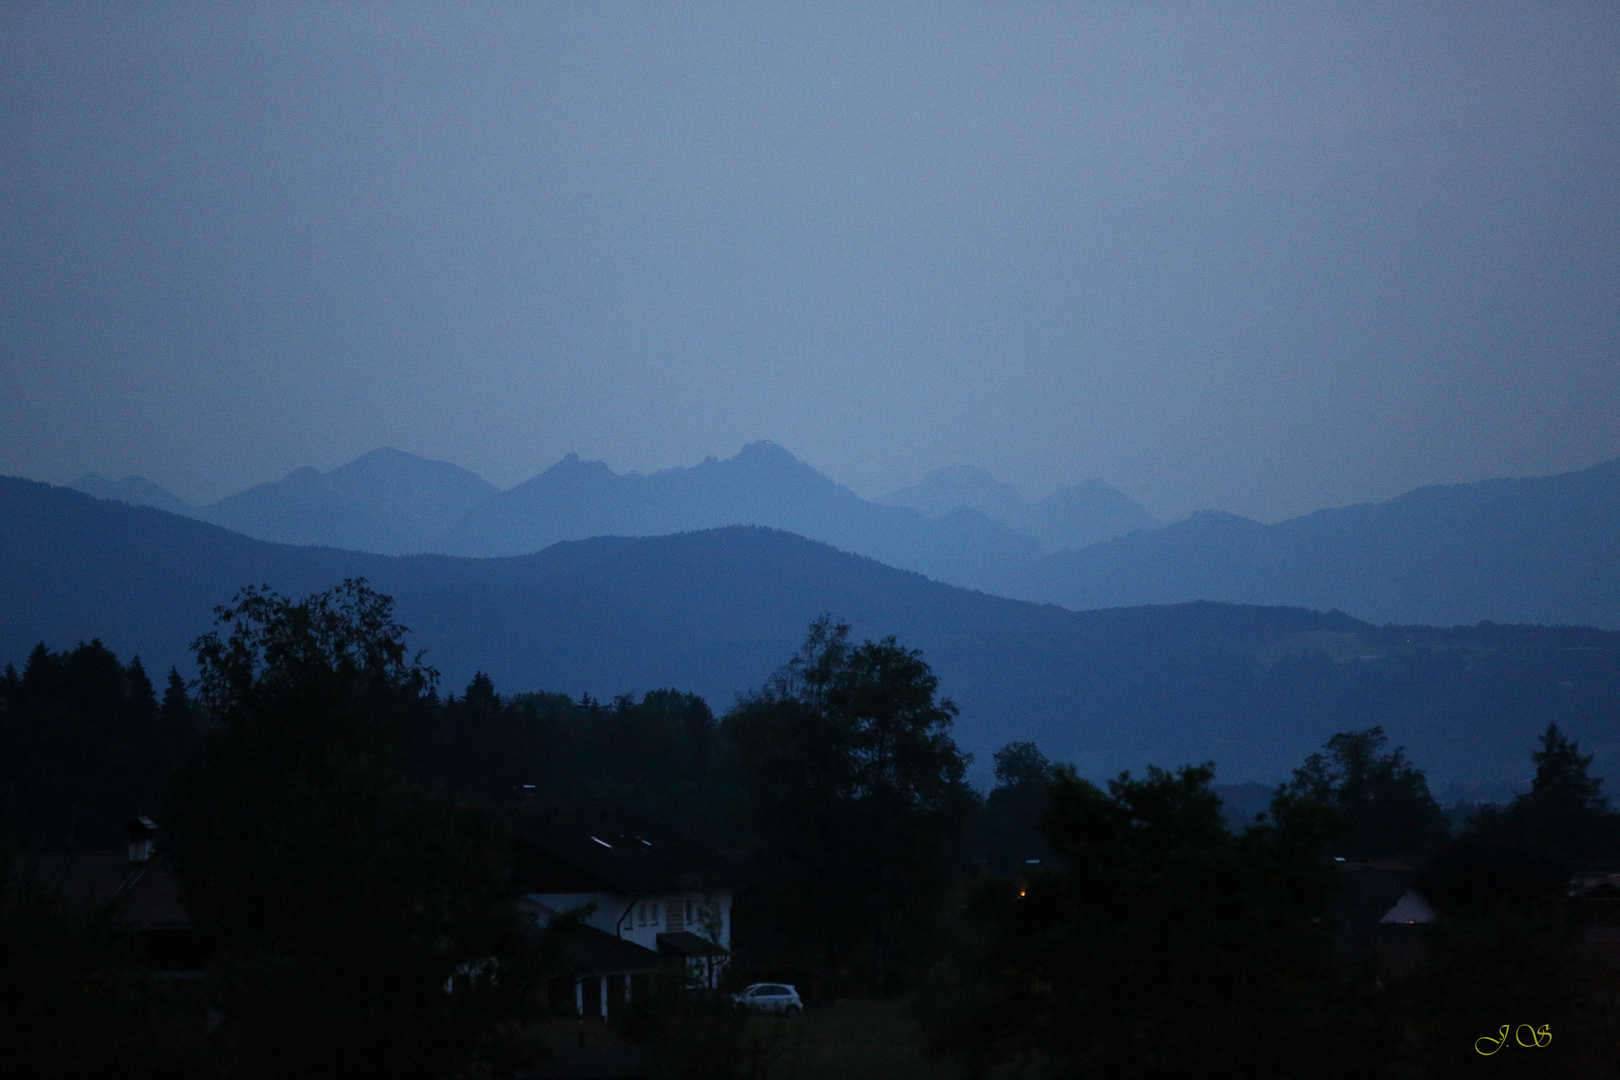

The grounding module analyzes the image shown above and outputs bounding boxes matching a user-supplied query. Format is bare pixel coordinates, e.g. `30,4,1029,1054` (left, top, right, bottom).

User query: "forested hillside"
6,475,1618,784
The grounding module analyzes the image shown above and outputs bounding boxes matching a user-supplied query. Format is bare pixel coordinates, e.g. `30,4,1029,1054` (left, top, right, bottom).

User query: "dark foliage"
1389,901,1609,1080
0,854,214,1080
1377,724,1620,1076
613,966,790,1080
919,763,1376,1079
722,617,978,995
417,678,722,843
0,641,198,849
167,580,554,1080
1427,724,1620,915
971,741,1056,877
1278,726,1448,860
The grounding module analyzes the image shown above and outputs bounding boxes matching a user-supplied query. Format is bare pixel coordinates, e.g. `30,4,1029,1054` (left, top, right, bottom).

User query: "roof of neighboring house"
21,852,193,933
1572,873,1620,900
546,920,669,976
509,801,741,896
1329,861,1430,959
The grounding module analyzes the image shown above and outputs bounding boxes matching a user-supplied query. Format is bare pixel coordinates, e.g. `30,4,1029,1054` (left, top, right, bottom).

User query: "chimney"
127,816,157,865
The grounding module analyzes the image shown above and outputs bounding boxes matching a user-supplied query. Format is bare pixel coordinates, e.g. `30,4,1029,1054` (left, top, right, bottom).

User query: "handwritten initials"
1475,1023,1552,1055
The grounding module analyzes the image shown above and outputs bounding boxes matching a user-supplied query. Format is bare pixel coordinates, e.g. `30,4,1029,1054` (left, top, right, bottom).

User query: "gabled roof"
559,923,668,976
21,852,192,933
1329,861,1430,961
1379,887,1437,925
509,801,740,896
517,896,671,976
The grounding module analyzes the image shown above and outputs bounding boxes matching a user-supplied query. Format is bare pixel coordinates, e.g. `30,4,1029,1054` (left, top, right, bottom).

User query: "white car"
733,983,802,1018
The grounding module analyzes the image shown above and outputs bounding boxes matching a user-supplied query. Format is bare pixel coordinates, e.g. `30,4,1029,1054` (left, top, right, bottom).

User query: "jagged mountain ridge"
881,465,1159,551
5,474,1619,784
80,442,1055,593
57,446,1620,627
431,441,1046,593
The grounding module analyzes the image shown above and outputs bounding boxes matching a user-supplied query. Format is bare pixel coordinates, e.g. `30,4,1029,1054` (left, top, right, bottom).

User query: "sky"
1,3,1616,523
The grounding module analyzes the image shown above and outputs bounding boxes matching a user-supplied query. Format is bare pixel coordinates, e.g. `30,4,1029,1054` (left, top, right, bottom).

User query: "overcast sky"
2,3,1616,522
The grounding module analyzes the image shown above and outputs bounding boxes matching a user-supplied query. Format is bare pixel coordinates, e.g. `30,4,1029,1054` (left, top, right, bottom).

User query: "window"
651,901,660,927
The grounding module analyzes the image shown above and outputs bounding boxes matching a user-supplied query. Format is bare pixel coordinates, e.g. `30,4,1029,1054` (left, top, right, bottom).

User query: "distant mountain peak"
538,453,616,480
69,472,194,517
736,440,798,463
883,466,1156,552
1173,509,1265,534
199,448,497,555
354,446,416,463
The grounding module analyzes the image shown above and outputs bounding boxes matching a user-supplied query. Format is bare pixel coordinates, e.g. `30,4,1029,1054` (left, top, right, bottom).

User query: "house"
22,817,205,975
510,799,741,1018
1329,859,1435,979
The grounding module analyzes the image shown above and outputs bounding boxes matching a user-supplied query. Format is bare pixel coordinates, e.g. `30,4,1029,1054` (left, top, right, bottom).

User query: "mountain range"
5,474,1619,786
1015,458,1620,627
72,443,1089,595
881,465,1159,551
66,445,1620,628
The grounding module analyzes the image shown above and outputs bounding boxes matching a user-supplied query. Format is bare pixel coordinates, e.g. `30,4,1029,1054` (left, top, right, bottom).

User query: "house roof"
553,921,669,976
1572,873,1620,899
656,931,728,958
512,896,675,977
1328,861,1429,959
21,852,192,933
509,801,741,896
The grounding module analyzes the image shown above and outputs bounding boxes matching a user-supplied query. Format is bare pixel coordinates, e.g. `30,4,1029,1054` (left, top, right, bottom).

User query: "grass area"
526,998,955,1079
774,999,958,1080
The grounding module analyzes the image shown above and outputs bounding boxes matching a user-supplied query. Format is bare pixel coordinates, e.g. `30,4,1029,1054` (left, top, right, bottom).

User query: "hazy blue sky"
2,3,1616,521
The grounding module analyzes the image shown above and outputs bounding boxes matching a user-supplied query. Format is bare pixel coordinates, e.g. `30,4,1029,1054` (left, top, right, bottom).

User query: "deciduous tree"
723,617,976,994
168,580,546,1080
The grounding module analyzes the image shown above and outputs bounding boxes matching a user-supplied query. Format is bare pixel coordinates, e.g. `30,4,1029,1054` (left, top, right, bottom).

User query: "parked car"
732,983,802,1018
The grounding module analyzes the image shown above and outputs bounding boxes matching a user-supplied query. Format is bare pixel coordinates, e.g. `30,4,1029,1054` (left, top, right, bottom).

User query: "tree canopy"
920,762,1369,1080
722,616,977,994
0,641,196,850
168,580,545,1080
972,741,1056,877
1278,726,1447,859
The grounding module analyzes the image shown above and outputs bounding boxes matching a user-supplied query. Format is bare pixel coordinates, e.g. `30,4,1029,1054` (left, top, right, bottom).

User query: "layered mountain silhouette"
70,472,196,518
5,475,1620,784
1015,458,1620,627
60,446,1620,628
881,466,1159,551
74,442,1055,594
200,446,497,553
431,441,1045,593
